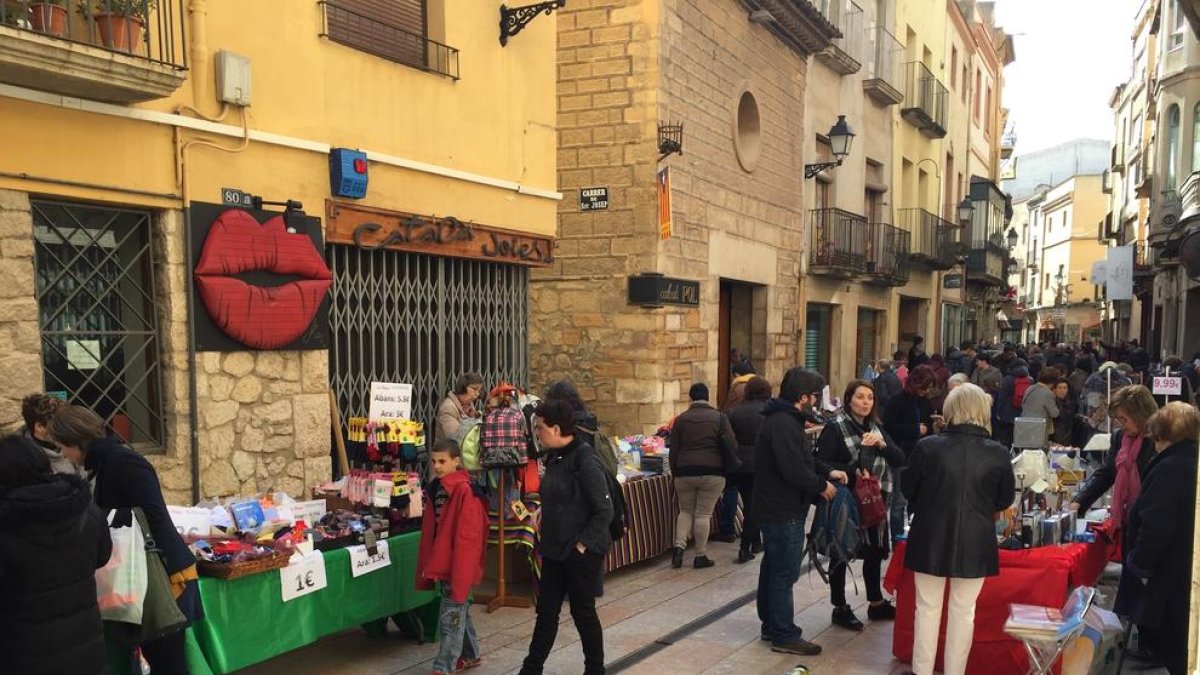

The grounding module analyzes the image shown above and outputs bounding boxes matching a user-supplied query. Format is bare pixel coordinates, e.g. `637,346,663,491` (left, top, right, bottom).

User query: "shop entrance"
897,296,925,358
325,245,529,433
718,279,764,407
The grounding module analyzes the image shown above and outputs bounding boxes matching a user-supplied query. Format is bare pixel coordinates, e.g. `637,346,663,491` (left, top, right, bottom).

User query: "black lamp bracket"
500,1,566,46
804,160,842,179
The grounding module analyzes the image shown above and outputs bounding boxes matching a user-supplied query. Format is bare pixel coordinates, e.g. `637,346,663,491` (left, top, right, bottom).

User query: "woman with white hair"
901,383,1016,675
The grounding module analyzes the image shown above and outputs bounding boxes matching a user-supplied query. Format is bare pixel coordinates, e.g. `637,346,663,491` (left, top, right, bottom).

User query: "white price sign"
347,540,391,578
280,552,328,603
167,506,212,539
368,382,413,421
292,499,328,526
1153,376,1183,396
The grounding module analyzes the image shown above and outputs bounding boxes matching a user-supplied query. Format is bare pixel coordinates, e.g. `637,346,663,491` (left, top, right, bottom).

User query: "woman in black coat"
882,364,938,538
902,383,1015,675
50,405,201,675
521,399,613,675
0,434,111,675
815,379,904,631
727,376,771,564
1117,402,1200,675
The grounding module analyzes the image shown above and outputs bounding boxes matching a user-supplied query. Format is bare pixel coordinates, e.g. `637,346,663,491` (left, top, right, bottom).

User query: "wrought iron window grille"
32,200,165,450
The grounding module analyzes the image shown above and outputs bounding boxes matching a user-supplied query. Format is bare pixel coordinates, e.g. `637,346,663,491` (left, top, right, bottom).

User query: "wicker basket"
197,551,291,580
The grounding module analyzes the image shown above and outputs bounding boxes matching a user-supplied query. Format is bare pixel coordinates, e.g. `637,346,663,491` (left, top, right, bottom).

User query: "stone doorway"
718,279,765,408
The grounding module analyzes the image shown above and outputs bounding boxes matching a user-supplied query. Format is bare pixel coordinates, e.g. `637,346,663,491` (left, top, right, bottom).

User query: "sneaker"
832,605,864,631
770,638,822,655
456,656,483,670
693,555,715,569
735,549,756,564
671,547,684,569
867,601,896,621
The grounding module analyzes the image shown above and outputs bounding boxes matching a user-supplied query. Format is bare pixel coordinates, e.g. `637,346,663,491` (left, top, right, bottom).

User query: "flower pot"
93,13,144,52
29,4,67,36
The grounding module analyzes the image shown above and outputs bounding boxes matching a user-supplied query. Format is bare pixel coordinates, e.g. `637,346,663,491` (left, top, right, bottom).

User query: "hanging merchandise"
481,383,529,468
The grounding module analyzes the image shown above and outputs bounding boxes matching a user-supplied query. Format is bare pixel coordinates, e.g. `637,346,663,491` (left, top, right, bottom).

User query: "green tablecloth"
187,530,438,674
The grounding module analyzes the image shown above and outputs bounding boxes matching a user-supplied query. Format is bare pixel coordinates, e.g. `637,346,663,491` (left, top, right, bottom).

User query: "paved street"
240,538,908,675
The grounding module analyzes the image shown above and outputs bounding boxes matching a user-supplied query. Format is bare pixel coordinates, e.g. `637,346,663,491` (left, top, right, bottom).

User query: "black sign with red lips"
189,202,331,352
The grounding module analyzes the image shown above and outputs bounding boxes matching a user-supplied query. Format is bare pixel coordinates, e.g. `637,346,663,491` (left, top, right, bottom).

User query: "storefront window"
32,201,164,449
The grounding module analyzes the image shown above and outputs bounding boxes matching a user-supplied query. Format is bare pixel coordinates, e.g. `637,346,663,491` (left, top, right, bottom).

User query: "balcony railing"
0,0,187,102
864,223,910,286
319,1,459,80
809,208,869,277
816,1,863,74
898,207,959,270
1134,242,1155,278
863,25,903,105
1111,144,1125,173
1001,130,1016,159
966,247,1005,286
900,62,948,138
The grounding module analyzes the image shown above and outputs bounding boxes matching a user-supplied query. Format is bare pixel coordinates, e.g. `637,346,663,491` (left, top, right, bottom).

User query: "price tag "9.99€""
280,553,328,603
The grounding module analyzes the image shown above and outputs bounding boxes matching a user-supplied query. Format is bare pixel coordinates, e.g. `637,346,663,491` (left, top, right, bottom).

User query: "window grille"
32,200,164,450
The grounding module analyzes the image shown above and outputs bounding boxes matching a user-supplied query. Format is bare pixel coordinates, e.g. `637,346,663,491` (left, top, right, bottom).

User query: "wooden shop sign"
628,273,700,308
325,201,554,267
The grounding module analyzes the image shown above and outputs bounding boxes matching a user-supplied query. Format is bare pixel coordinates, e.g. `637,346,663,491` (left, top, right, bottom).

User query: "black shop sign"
628,273,700,308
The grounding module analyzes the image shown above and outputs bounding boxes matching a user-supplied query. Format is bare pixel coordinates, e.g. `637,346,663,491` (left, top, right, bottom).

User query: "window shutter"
326,0,428,70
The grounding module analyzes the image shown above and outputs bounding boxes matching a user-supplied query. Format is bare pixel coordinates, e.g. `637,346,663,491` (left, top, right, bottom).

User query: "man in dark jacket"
873,359,902,410
754,367,842,656
669,383,738,569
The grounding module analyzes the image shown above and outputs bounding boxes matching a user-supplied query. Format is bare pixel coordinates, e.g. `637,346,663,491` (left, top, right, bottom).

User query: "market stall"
883,533,1112,674
186,531,438,675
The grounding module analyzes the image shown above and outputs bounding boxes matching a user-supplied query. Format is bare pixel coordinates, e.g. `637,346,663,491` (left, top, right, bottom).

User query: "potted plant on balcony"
2,1,30,28
29,0,68,37
85,0,154,52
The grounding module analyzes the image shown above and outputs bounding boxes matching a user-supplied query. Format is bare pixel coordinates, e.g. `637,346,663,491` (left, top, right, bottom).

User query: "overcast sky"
994,0,1144,154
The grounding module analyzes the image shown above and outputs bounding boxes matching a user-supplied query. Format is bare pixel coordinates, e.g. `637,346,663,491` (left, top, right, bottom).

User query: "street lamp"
804,115,855,179
957,198,975,226
1007,259,1018,276
1006,228,1018,251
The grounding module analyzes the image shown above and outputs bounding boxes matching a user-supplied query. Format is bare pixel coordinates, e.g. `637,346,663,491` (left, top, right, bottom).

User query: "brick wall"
531,0,809,435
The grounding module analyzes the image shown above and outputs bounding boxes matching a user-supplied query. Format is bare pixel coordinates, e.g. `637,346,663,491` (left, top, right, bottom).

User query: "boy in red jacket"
416,439,488,674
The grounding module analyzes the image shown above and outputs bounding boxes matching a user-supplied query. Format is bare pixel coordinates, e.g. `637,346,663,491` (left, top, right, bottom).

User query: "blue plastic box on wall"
329,148,368,199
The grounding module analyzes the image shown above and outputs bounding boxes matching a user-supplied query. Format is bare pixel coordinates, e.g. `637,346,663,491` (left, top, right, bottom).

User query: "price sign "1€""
280,552,328,603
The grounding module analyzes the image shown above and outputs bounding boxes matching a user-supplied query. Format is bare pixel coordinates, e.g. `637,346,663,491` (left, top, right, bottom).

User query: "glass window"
1168,104,1181,189
1172,0,1186,49
1192,102,1200,172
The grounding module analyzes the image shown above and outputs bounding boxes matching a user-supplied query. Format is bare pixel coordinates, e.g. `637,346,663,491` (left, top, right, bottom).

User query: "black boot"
735,549,756,564
671,547,684,568
831,605,864,631
693,555,715,569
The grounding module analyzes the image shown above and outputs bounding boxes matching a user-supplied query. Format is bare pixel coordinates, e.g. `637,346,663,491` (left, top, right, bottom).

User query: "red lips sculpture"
194,209,332,350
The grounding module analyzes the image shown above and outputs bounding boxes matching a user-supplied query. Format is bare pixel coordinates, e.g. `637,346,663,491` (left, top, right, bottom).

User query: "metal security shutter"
326,245,529,435
805,304,831,381
325,0,427,69
856,308,877,377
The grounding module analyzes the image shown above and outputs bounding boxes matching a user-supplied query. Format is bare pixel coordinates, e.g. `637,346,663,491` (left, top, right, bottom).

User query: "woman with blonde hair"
1117,402,1200,674
902,383,1015,675
1069,385,1158,541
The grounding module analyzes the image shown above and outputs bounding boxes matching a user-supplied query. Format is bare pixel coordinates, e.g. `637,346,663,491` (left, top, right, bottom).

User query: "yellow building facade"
0,1,559,502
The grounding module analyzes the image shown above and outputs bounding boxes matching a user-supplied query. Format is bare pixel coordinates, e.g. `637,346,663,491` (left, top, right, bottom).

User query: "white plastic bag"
95,509,148,624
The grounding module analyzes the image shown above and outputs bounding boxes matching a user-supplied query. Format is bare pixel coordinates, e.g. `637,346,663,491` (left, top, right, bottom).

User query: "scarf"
1111,431,1144,533
833,412,891,494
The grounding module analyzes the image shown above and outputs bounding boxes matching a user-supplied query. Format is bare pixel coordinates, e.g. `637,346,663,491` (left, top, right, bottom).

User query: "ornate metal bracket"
500,1,566,47
804,161,842,179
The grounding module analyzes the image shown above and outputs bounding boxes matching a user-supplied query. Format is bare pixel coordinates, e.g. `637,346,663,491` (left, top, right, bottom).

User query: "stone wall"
0,188,332,505
531,0,809,436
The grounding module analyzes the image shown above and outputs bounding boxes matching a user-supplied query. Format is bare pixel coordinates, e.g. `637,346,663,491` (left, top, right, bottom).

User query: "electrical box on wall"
329,149,369,199
215,51,252,106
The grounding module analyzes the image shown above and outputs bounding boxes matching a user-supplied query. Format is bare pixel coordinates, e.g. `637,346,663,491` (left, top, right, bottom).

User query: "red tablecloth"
883,539,1111,674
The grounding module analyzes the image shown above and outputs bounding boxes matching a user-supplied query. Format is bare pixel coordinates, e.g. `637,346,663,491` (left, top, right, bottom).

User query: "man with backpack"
753,367,845,656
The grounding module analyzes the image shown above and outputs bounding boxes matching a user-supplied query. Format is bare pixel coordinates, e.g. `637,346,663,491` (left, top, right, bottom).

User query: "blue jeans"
889,473,908,540
433,583,479,673
757,518,807,644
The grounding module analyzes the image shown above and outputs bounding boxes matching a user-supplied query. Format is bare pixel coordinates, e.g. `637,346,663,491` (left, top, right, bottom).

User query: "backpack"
453,417,483,471
805,484,861,582
1012,377,1033,409
573,447,627,541
577,424,619,477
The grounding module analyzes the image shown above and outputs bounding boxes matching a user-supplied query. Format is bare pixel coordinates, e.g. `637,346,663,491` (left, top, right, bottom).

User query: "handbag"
106,508,189,647
853,473,887,530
